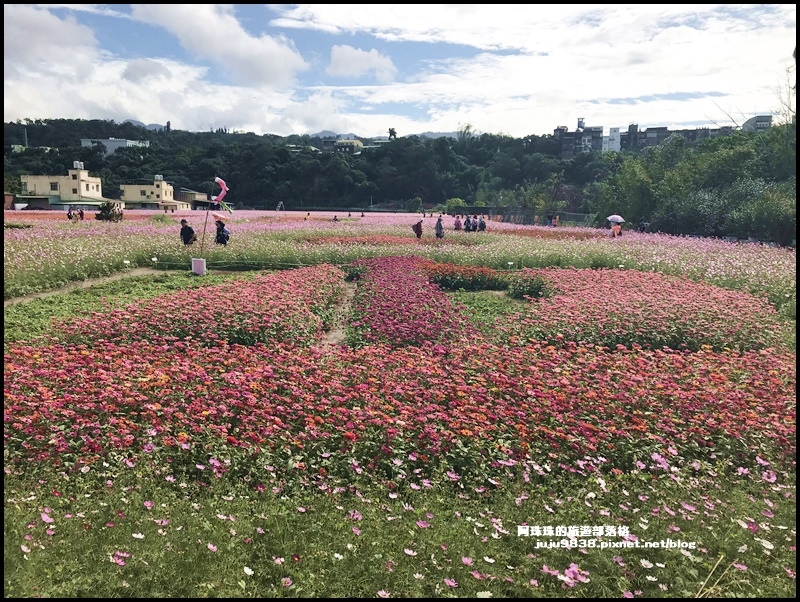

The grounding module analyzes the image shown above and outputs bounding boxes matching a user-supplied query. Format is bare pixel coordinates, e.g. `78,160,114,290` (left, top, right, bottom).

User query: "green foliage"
505,272,551,299
96,201,123,222
3,117,795,240
149,213,175,225
445,197,467,214
448,290,524,324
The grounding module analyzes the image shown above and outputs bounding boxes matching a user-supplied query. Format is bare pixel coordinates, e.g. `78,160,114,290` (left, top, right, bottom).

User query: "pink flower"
404,549,417,556
207,543,217,552
377,590,390,598
733,563,747,571
444,578,458,587
281,577,292,587
462,556,474,566
144,500,154,510
416,520,430,529
41,513,54,524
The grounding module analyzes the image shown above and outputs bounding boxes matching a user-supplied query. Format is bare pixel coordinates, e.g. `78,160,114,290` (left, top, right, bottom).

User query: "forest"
4,117,796,244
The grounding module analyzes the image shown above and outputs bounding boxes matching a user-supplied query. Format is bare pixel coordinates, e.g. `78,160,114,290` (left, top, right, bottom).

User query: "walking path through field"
4,268,163,308
316,282,357,348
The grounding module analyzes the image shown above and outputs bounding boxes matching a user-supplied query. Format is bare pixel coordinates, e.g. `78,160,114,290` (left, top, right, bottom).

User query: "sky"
3,4,796,139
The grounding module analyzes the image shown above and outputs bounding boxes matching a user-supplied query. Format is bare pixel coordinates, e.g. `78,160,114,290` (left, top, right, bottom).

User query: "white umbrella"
607,214,625,223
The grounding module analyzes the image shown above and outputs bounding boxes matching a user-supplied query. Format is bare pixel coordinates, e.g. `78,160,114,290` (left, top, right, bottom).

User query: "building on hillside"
554,115,772,158
18,161,120,210
120,175,191,211
333,139,363,155
742,115,773,132
80,137,150,155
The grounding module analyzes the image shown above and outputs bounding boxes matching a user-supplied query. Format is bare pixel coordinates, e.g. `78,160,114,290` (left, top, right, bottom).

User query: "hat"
180,219,187,224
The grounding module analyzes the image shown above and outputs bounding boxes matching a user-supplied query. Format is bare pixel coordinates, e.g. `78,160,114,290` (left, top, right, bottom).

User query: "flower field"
3,210,796,598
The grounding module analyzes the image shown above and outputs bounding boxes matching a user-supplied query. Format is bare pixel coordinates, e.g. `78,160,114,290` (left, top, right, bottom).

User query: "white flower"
132,533,144,539
244,567,254,576
333,553,344,560
476,592,493,598
640,559,653,568
483,556,495,564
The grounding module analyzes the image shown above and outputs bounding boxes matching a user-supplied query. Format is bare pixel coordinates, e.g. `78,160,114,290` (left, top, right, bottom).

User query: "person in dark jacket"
215,219,230,245
180,219,196,245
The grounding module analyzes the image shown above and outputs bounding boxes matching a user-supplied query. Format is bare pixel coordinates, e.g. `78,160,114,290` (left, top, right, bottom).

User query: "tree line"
3,117,796,244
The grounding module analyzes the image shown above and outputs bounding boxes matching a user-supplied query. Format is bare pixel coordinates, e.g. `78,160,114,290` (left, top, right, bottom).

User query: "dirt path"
316,282,357,348
4,268,163,308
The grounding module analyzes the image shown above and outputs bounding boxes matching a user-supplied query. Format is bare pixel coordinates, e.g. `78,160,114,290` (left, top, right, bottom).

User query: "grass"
4,460,795,598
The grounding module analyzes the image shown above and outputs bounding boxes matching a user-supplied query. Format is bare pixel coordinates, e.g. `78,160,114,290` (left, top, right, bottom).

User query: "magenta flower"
444,578,458,587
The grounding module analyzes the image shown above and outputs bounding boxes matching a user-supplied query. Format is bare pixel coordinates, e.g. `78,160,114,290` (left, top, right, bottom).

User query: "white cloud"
327,45,397,81
3,4,796,137
128,4,309,87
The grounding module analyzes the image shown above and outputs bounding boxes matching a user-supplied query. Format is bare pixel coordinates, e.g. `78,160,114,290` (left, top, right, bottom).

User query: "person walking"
180,219,196,245
435,215,445,239
453,215,462,231
412,219,423,239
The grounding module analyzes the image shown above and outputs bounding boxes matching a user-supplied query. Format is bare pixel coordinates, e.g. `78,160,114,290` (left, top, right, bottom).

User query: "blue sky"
3,4,796,138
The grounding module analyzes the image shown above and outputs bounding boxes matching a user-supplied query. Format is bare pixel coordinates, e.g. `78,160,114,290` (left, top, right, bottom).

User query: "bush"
95,201,123,222
506,272,550,299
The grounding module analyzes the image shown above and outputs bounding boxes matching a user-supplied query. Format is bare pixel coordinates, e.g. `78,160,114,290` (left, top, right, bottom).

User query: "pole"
199,205,211,256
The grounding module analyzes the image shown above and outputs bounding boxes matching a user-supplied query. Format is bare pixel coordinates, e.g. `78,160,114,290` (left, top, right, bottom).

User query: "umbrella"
607,214,625,223
211,212,229,221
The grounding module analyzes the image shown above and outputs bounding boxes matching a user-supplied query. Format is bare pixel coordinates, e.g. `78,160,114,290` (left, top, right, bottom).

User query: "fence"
495,210,594,227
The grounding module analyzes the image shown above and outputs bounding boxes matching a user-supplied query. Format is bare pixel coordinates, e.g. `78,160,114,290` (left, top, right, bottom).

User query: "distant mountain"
310,130,460,140
124,119,166,131
414,131,460,139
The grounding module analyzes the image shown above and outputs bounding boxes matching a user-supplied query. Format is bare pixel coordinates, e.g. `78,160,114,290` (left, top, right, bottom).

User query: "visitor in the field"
215,219,230,245
180,219,196,245
435,215,445,239
412,219,423,239
611,222,622,237
477,215,486,232
453,215,462,231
